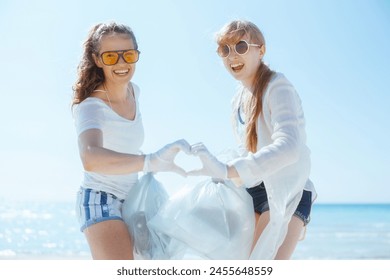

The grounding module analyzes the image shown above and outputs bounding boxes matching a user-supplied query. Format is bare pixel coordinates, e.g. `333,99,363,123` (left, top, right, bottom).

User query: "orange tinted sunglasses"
100,49,140,65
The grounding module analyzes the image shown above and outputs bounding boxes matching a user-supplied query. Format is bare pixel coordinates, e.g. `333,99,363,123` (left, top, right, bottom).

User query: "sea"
0,201,389,260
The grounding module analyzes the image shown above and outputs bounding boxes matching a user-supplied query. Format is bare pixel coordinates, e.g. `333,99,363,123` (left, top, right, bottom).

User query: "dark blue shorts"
246,182,312,226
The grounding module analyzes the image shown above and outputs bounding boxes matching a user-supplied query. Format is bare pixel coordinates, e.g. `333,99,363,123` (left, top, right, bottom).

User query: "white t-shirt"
73,83,144,200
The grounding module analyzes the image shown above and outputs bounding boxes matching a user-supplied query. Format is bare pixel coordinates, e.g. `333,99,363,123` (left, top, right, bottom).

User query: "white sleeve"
73,100,105,136
230,80,305,188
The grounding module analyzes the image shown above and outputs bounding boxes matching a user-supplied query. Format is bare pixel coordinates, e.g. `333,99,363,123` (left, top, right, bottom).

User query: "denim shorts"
246,182,312,226
76,187,125,232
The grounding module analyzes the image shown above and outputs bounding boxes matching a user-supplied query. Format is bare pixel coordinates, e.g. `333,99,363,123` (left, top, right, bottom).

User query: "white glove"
187,143,228,179
143,139,191,177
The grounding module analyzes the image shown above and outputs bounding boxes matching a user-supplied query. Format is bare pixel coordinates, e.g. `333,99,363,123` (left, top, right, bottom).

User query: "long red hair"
216,20,275,153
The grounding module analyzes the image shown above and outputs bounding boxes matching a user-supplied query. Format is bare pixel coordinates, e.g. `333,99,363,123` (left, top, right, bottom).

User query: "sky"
0,0,389,204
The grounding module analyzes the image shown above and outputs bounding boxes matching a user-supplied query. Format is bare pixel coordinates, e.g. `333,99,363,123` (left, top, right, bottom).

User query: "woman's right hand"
186,143,228,180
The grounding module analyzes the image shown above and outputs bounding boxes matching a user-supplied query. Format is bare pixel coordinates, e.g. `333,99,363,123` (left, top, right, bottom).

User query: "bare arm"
78,129,144,175
227,165,239,178
227,165,243,186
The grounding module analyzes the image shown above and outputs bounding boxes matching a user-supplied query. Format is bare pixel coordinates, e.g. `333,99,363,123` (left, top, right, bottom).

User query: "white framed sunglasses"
217,40,261,58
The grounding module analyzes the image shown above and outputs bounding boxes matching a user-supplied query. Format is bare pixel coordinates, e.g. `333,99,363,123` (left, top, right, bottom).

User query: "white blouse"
230,73,316,259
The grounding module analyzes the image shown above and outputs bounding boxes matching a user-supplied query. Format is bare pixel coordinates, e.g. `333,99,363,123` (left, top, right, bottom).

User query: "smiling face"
216,20,266,89
220,36,265,88
93,33,137,86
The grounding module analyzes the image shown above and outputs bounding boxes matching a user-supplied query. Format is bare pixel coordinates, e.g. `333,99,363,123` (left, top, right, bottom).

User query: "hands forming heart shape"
144,139,228,179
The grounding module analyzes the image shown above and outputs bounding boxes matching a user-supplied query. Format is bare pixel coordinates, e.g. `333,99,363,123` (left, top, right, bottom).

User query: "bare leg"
274,216,304,260
251,212,304,259
83,220,134,260
251,211,269,252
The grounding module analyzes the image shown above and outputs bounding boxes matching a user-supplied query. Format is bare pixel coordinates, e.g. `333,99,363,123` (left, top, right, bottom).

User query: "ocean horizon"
0,201,389,260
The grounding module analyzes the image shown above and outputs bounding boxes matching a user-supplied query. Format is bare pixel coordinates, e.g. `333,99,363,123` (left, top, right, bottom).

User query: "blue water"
0,201,89,259
0,202,389,259
293,204,390,259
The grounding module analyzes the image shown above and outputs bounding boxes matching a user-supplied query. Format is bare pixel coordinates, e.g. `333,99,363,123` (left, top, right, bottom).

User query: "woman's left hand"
187,143,228,179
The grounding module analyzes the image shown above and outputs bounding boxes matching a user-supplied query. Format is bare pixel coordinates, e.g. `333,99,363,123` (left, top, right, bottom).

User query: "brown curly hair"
72,22,138,107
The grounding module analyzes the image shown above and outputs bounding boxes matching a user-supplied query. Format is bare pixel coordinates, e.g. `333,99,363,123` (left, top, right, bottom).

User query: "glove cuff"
143,154,151,173
222,164,228,179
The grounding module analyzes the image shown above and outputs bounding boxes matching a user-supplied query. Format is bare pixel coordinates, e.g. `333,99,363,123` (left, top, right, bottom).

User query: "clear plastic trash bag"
122,173,170,259
147,178,255,259
121,148,306,260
